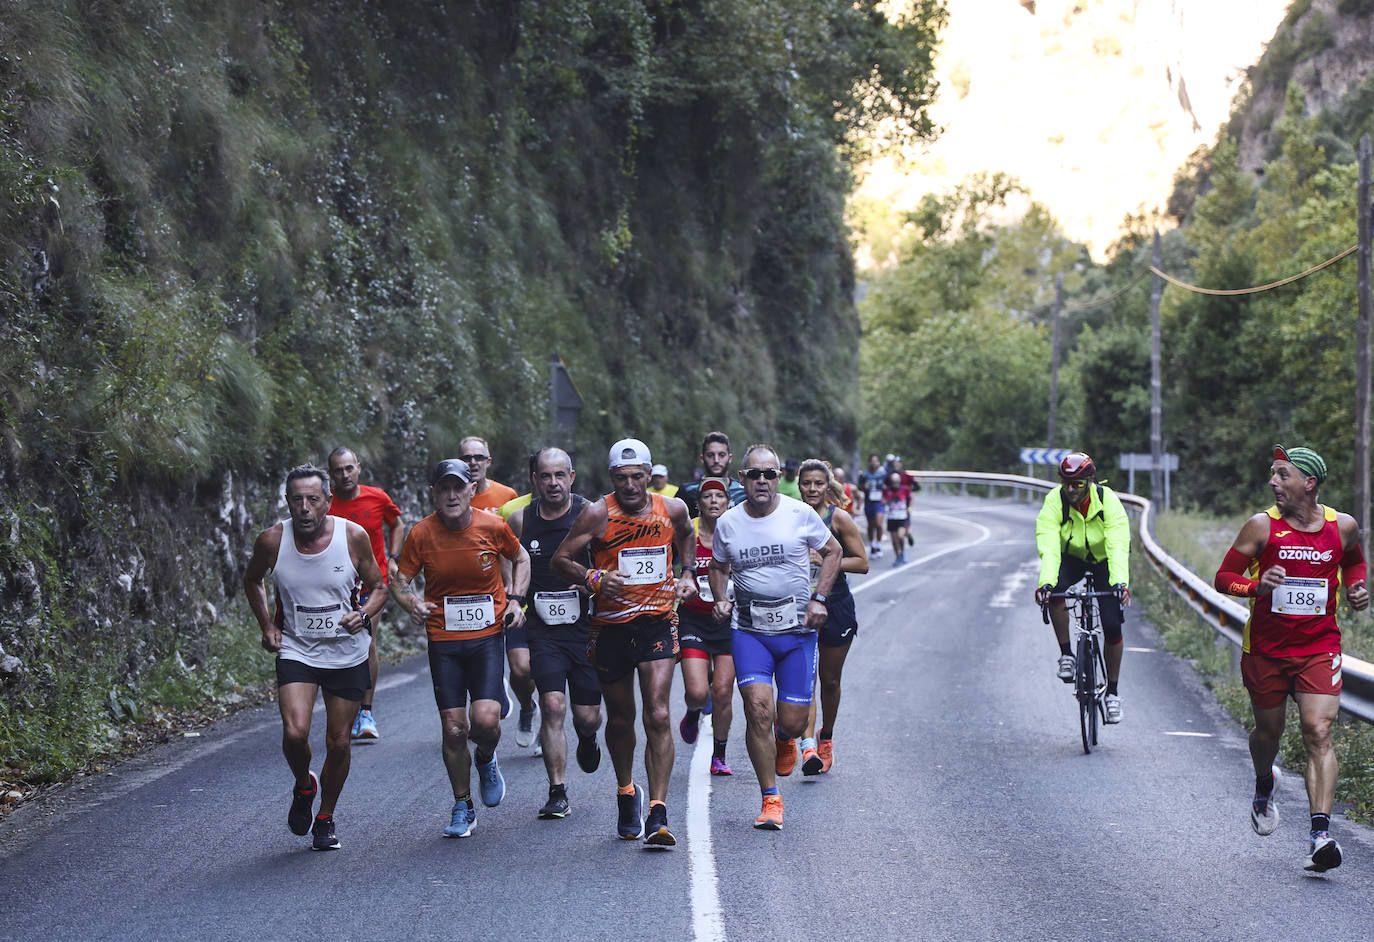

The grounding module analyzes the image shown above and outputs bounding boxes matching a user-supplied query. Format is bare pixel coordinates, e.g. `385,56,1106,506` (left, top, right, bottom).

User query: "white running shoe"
1056,655,1075,683
1305,833,1342,872
1104,694,1123,724
516,704,539,748
1251,766,1279,837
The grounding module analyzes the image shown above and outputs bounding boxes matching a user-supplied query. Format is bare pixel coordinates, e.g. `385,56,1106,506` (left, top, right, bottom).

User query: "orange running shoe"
753,794,784,830
817,738,833,773
775,737,797,776
800,739,822,776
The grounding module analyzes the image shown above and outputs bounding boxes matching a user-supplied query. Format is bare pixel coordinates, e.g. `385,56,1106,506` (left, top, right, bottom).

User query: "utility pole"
1048,272,1062,450
1357,135,1372,560
1150,230,1164,506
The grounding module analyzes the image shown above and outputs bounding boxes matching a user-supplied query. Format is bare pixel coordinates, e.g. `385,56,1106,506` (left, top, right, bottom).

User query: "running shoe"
679,712,700,745
477,754,506,807
753,794,784,830
288,771,318,836
516,704,538,748
617,784,645,840
1104,694,1123,724
1251,767,1279,837
1304,832,1342,872
500,676,514,720
350,711,363,739
817,738,833,773
1056,655,1075,683
311,814,340,851
702,693,713,716
643,803,676,846
800,738,822,776
775,736,798,777
892,554,902,568
870,543,882,557
533,731,543,758
907,532,914,546
576,733,602,774
538,786,570,820
355,708,379,740
710,756,733,776
444,799,476,838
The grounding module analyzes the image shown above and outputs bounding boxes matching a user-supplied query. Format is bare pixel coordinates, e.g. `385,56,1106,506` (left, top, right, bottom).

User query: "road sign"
1118,453,1178,471
1019,447,1073,465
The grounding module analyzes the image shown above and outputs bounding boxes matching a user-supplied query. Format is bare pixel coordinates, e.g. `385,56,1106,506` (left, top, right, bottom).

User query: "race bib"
444,594,496,630
619,546,668,585
748,597,799,633
696,574,714,603
295,602,344,638
533,590,580,626
1272,577,1327,616
886,501,908,521
868,486,883,502
809,563,820,592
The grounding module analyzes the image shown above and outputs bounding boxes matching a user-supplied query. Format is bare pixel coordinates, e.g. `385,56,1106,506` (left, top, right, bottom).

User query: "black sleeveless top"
821,505,852,602
522,494,591,626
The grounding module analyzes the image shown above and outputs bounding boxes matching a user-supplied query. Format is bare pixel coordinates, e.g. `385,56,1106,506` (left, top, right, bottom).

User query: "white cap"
609,438,652,469
650,464,668,477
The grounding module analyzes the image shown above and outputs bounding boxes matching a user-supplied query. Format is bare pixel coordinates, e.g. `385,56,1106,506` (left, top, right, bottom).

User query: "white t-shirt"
712,495,832,635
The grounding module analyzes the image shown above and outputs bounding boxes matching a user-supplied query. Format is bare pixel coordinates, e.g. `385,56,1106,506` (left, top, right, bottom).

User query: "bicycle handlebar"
1039,587,1126,625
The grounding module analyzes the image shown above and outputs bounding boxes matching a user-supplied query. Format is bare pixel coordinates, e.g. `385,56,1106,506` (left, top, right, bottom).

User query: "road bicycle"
1040,573,1124,754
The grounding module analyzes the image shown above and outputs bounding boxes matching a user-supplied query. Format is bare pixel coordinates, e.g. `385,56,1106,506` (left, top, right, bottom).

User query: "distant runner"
679,431,748,517
857,454,887,558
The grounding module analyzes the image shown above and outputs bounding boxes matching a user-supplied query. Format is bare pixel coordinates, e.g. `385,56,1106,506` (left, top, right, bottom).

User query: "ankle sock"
713,739,728,759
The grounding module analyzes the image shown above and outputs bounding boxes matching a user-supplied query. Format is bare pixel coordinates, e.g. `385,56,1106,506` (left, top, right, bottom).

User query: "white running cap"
650,464,668,477
609,438,652,469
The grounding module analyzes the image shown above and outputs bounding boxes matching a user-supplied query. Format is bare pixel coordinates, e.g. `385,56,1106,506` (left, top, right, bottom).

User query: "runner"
552,437,698,846
1213,444,1368,873
391,459,531,838
326,446,404,742
460,436,536,746
506,447,605,819
709,445,841,829
676,476,737,777
679,431,748,517
795,459,869,775
832,466,855,514
882,470,913,566
856,454,887,558
243,465,388,851
777,458,802,499
648,464,679,499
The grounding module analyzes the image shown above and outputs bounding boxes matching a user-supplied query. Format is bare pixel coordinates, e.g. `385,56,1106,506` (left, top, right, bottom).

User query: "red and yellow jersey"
328,485,401,584
398,511,519,642
471,480,519,513
590,493,676,624
1244,506,1345,657
682,519,715,615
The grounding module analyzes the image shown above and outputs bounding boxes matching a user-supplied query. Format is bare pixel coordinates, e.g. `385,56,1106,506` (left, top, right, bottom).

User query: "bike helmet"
1058,452,1095,481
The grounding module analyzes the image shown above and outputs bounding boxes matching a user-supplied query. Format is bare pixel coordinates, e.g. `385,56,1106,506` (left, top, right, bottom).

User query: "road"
2,494,1371,941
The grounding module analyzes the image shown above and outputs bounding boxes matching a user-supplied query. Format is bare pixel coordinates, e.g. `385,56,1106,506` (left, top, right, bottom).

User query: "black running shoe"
643,802,675,847
538,786,570,820
288,771,318,836
616,784,645,840
576,733,602,774
311,815,340,851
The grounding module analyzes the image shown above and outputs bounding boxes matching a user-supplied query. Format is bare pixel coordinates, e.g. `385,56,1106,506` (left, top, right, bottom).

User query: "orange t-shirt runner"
328,484,401,584
398,510,519,642
471,481,519,513
590,493,677,624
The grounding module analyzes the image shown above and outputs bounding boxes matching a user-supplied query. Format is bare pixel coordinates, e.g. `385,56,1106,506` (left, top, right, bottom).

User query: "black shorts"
886,515,910,533
276,657,370,702
504,620,529,651
588,614,679,685
818,592,858,647
1054,556,1123,640
678,606,733,656
527,617,601,706
427,634,507,711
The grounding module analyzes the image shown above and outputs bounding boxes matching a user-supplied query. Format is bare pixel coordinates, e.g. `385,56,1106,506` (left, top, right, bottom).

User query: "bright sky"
858,0,1292,260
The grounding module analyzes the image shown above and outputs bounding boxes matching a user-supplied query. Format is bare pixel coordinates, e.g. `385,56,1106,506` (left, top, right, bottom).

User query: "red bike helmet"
1058,452,1096,481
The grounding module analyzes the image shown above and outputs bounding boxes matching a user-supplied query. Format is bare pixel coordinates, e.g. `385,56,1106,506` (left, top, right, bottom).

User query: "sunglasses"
742,468,780,480
460,453,491,462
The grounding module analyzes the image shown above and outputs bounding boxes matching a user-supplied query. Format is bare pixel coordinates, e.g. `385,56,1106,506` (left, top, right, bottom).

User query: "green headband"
1273,444,1327,484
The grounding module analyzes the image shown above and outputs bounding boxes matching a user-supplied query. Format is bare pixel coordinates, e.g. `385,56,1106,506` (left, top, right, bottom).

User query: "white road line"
688,733,725,942
1164,731,1214,738
852,513,994,596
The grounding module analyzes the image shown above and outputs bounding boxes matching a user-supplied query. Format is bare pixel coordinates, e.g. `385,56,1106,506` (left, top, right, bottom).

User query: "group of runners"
244,431,871,849
245,429,1368,874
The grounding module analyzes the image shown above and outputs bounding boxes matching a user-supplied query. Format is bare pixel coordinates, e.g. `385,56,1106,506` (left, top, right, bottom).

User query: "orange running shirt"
328,485,401,584
398,510,519,642
1244,506,1345,657
590,493,677,624
471,481,519,513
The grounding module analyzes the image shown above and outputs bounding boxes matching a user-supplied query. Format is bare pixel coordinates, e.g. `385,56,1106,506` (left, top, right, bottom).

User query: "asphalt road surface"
2,494,1371,941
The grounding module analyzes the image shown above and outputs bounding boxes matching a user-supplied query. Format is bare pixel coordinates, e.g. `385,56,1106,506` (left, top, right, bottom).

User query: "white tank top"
275,517,369,669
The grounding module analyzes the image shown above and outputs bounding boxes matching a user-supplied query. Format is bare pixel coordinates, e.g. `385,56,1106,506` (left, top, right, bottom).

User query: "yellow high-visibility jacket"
1035,483,1130,587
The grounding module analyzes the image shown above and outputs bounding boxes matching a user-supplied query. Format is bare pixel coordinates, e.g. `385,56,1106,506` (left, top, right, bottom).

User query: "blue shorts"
427,634,507,711
818,593,858,647
733,629,818,705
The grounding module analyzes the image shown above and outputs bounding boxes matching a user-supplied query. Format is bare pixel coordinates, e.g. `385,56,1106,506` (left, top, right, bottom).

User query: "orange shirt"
398,510,519,642
590,493,677,624
328,485,401,584
471,480,519,513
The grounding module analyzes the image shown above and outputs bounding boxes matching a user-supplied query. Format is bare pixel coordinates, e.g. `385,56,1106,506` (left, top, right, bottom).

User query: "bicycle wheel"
1092,634,1108,740
1087,636,1100,747
1076,634,1095,754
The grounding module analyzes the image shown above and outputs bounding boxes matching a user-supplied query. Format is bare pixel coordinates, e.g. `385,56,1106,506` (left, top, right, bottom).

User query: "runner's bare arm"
503,541,531,629
389,568,435,626
831,508,869,575
552,498,608,586
668,497,698,602
1337,513,1370,610
385,514,405,583
346,521,388,627
708,556,733,622
243,525,283,651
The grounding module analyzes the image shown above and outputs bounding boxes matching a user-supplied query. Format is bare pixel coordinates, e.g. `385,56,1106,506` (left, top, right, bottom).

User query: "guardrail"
908,470,1374,723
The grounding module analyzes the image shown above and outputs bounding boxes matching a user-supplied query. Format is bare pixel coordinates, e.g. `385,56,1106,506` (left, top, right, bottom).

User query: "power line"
1148,244,1358,296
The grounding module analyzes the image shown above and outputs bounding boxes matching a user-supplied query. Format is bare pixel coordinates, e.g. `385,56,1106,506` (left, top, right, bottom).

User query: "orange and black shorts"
587,614,679,685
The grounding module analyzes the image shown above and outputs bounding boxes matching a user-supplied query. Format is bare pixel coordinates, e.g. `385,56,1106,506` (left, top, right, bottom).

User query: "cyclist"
1033,452,1130,724
1213,444,1368,873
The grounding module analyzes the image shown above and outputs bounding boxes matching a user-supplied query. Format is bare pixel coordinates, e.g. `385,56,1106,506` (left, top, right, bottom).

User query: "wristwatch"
680,565,697,575
810,592,828,605
508,594,527,606
388,553,400,562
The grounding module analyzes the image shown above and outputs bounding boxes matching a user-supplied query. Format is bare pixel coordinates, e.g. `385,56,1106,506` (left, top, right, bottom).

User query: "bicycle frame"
1040,573,1121,754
